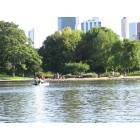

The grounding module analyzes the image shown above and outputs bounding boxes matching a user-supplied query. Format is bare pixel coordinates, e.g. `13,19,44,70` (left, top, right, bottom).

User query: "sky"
0,0,140,48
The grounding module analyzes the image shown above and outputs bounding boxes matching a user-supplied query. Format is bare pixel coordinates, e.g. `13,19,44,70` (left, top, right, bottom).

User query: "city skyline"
1,16,140,48
0,17,121,48
0,0,140,48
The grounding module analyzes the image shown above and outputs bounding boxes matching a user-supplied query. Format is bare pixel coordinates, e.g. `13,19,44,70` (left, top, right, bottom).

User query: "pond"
0,80,140,123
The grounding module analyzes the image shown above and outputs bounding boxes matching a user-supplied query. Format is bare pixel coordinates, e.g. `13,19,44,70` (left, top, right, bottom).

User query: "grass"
0,73,33,80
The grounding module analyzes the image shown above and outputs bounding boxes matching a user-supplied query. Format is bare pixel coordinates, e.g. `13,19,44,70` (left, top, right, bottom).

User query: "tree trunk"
105,68,108,73
12,65,16,77
22,73,24,77
127,68,129,73
12,71,15,77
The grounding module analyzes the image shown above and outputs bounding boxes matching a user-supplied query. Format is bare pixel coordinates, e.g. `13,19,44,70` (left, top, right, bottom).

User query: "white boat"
33,81,49,86
39,82,49,86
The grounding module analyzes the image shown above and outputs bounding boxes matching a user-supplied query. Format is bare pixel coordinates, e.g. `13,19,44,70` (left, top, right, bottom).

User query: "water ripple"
0,80,140,122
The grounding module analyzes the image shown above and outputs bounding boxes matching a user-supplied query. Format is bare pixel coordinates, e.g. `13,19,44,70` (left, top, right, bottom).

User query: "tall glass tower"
129,22,140,40
58,17,78,31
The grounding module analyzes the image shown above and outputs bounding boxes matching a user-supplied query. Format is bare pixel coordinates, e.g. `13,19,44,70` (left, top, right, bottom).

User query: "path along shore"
46,76,140,82
1,76,140,82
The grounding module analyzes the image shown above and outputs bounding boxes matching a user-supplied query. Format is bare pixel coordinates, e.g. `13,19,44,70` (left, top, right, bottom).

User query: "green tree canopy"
0,21,42,76
120,39,140,73
39,27,83,73
75,27,120,74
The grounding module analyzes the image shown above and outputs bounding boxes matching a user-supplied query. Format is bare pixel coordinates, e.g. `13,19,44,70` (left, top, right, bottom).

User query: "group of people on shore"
53,72,64,79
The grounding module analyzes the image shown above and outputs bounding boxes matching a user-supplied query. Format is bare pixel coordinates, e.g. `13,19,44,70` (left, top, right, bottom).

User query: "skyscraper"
28,28,35,47
58,17,78,31
129,22,140,40
121,17,128,38
137,23,140,40
81,17,101,32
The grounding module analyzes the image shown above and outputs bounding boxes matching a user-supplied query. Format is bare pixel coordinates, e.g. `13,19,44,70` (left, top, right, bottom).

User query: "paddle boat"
33,78,49,86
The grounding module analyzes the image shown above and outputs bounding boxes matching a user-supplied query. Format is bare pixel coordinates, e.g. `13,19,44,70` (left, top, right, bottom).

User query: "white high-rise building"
121,17,128,38
28,28,35,47
81,17,101,32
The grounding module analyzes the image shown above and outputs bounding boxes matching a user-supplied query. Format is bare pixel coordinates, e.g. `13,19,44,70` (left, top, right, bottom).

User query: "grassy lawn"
0,73,33,80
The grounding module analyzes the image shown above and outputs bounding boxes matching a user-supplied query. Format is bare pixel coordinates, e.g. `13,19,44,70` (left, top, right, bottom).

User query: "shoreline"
0,79,33,82
1,76,140,82
45,76,140,82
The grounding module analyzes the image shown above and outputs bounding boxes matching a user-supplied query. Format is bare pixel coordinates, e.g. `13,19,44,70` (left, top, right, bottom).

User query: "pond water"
0,80,140,123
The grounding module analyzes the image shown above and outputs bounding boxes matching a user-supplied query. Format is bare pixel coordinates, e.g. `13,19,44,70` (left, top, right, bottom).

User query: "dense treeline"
39,27,140,76
0,21,42,76
1,20,140,78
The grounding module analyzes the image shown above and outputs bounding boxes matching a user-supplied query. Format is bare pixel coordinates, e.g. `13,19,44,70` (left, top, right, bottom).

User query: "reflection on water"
0,80,140,122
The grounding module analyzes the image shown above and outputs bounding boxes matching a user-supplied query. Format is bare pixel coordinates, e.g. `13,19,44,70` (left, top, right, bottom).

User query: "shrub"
35,71,54,78
127,71,140,76
81,72,98,78
100,72,120,77
64,72,98,78
64,74,77,78
64,62,90,75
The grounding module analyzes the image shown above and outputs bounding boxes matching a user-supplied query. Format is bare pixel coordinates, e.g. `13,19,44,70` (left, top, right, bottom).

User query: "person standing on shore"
56,72,60,79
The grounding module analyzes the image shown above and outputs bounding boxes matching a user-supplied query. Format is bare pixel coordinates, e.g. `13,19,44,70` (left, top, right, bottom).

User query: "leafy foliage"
75,27,120,74
0,21,42,76
120,39,140,73
39,28,83,72
64,62,90,75
39,27,140,76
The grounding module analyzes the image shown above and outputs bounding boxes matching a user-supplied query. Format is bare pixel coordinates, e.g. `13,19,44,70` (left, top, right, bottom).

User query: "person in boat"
34,77,42,85
34,77,39,85
39,77,44,84
34,75,45,85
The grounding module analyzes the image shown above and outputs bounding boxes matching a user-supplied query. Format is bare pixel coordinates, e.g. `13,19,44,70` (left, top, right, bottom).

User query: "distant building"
121,17,128,38
81,17,101,32
58,17,78,31
137,23,140,40
129,22,140,40
28,29,35,47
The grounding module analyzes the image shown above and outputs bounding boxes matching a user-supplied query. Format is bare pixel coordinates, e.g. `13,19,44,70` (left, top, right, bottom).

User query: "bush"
0,73,9,77
127,71,140,76
100,72,111,77
64,74,77,78
35,71,54,78
100,72,120,77
64,62,90,75
64,73,98,78
81,72,98,78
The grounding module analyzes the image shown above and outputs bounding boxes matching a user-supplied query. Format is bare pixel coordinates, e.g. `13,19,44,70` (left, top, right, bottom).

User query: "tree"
0,21,42,76
120,39,140,74
75,27,120,74
39,28,83,73
109,40,123,72
25,46,42,75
